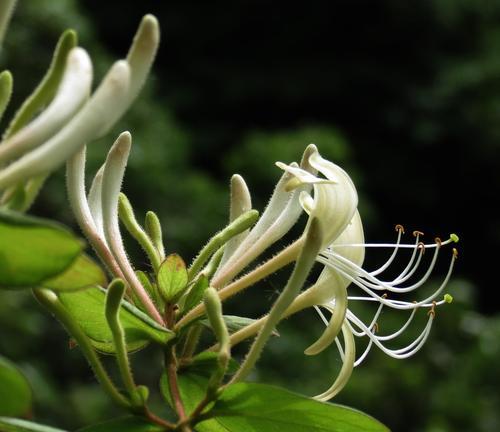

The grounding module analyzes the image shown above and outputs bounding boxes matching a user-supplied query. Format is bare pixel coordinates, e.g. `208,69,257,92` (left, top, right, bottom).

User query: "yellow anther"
372,322,379,333
413,230,424,237
395,224,405,234
453,248,458,259
382,293,388,299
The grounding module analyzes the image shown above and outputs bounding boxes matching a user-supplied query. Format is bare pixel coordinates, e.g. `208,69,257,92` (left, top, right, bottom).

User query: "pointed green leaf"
58,286,173,354
0,210,83,289
41,254,107,292
181,274,209,314
0,418,66,432
157,254,188,303
196,383,389,432
77,416,163,432
0,356,32,417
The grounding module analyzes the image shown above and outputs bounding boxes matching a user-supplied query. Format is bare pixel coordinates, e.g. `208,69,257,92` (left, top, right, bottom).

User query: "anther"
372,322,379,333
382,293,388,299
413,230,424,237
444,294,453,304
452,248,458,259
417,242,426,254
395,224,405,234
428,301,437,318
434,237,442,247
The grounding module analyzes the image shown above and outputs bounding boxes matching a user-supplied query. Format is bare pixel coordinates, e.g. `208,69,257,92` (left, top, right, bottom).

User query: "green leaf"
77,416,163,432
41,254,107,291
0,356,32,417
157,254,188,303
58,286,173,354
160,352,238,414
181,274,209,314
196,383,390,432
0,210,83,289
0,418,66,432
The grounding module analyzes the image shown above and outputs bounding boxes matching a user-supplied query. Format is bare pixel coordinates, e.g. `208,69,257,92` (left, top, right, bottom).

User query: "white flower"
278,146,458,401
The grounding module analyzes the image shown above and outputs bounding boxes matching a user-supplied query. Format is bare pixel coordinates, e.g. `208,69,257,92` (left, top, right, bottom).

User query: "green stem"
33,288,131,409
230,219,322,383
188,210,259,281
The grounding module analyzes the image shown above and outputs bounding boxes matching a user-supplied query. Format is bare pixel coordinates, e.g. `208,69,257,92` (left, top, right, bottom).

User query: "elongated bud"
145,211,165,259
0,47,93,166
105,278,143,406
118,193,161,270
0,70,12,121
0,61,130,190
101,132,163,325
0,0,16,48
204,287,230,395
188,209,259,281
4,29,78,139
204,287,230,356
125,15,160,103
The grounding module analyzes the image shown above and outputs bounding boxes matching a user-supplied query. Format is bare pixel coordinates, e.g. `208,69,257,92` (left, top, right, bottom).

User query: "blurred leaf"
196,383,389,432
3,29,77,138
160,352,238,413
58,286,173,354
77,416,163,432
0,417,65,432
0,356,32,417
0,210,83,289
157,254,187,303
41,254,107,292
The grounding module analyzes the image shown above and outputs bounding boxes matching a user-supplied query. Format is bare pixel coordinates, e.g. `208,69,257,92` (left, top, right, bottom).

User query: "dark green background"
0,1,498,431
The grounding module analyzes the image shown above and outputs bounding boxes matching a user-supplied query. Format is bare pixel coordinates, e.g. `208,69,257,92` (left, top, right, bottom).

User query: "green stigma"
450,233,459,243
444,293,453,304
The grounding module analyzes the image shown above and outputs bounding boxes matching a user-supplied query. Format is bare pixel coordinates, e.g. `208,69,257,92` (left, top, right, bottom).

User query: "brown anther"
372,322,379,333
427,301,437,318
395,224,405,234
417,242,426,254
382,293,388,299
453,248,458,259
434,237,442,247
69,338,77,350
413,230,424,237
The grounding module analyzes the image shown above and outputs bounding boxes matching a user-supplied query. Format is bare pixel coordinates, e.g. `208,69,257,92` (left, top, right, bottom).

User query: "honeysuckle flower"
273,146,457,400
224,146,457,400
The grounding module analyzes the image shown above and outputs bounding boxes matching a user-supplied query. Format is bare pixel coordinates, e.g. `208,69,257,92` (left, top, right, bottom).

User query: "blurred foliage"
0,0,498,431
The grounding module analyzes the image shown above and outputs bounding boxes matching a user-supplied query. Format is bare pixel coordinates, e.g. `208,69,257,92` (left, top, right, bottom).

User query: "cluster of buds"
0,0,159,212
